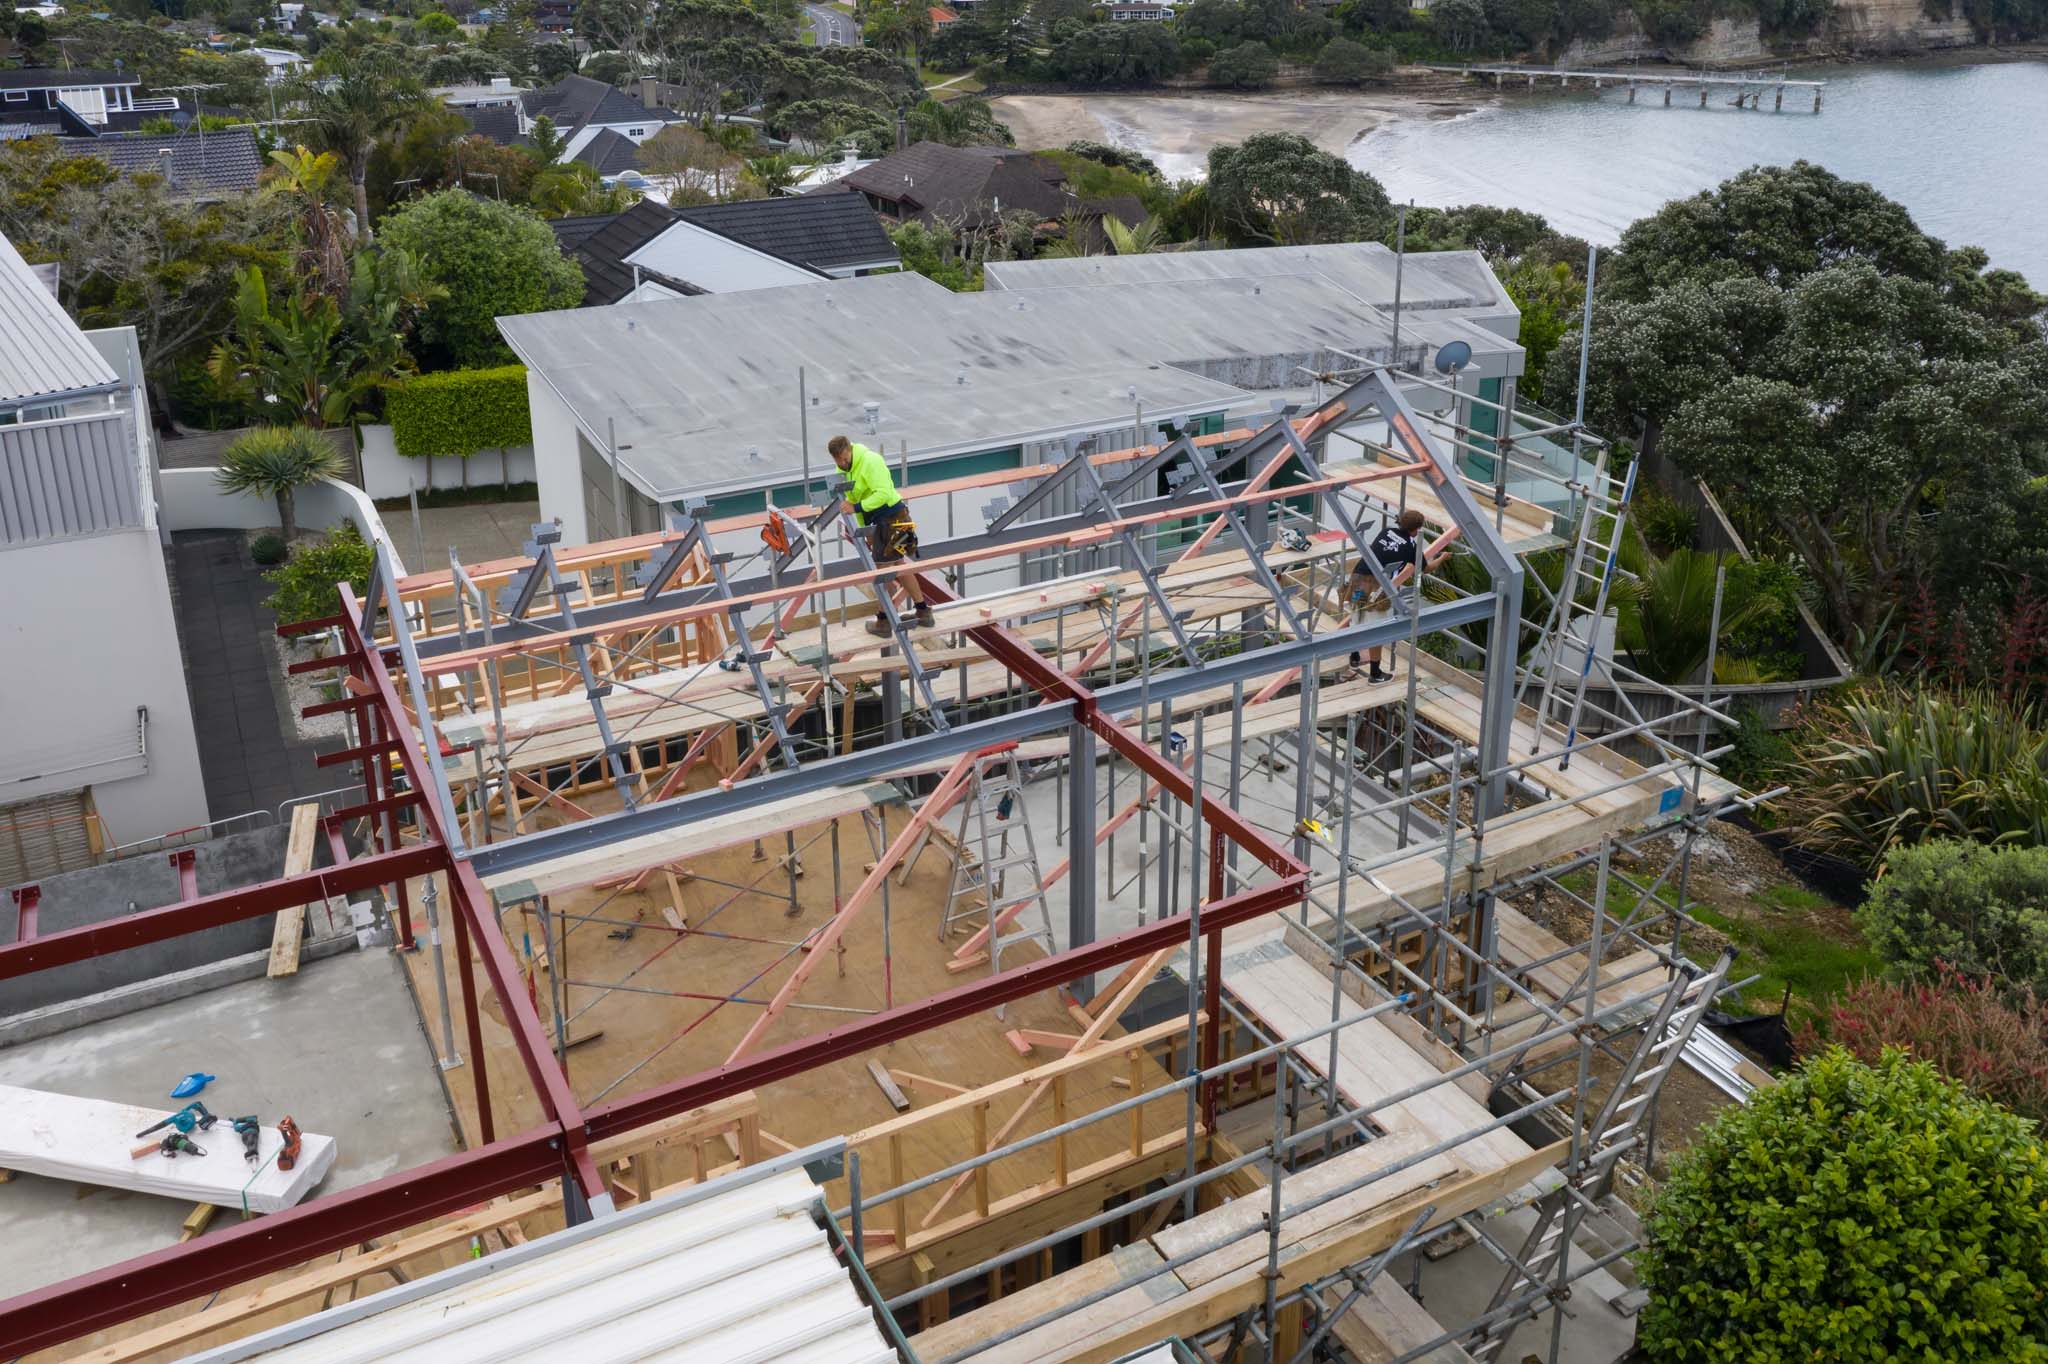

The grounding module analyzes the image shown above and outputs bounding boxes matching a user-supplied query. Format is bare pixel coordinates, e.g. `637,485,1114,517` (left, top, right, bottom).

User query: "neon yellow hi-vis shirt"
844,442,900,525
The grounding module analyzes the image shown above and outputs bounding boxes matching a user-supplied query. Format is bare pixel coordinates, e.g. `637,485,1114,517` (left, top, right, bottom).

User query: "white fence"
357,423,537,501
159,471,406,576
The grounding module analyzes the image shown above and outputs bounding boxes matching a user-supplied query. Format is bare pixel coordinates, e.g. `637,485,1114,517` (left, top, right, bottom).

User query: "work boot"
914,604,936,629
1368,663,1390,684
866,617,893,638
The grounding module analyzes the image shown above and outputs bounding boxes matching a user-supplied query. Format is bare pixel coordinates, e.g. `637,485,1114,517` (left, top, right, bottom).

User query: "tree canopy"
376,191,583,368
1551,163,2048,653
1206,132,1392,247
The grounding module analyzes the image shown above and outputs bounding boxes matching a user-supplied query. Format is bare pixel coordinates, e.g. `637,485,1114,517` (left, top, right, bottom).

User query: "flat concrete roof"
499,258,1524,505
0,952,458,1298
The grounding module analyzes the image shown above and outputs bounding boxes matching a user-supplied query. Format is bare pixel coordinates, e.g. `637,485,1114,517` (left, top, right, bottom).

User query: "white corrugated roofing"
0,231,120,408
219,1165,896,1364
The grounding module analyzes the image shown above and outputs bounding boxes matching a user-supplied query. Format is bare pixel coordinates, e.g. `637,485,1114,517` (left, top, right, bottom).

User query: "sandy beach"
990,87,1485,179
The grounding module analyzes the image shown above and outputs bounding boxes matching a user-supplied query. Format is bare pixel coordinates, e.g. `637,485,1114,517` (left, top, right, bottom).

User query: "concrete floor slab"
0,950,458,1299
392,501,542,571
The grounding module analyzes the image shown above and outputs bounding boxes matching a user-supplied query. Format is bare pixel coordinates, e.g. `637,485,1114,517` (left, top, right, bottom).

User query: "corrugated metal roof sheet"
0,409,143,548
0,231,120,408
212,1165,896,1364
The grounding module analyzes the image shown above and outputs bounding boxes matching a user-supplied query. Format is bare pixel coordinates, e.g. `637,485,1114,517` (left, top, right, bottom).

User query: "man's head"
1397,509,1426,537
828,435,852,470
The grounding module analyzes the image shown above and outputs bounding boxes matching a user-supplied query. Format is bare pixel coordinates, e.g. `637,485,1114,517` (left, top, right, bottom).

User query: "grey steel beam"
456,595,1495,882
370,539,466,847
1067,720,1097,965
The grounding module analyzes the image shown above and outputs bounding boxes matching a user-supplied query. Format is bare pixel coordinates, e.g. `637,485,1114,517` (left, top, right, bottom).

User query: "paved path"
171,531,330,824
391,500,543,571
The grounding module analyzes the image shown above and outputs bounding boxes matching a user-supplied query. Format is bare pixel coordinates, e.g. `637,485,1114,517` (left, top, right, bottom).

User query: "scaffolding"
0,359,1766,1363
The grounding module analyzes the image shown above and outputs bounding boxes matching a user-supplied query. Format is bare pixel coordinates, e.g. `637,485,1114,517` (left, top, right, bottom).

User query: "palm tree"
1103,216,1165,256
216,426,349,541
264,146,352,300
301,57,430,241
1618,549,1777,684
745,152,810,197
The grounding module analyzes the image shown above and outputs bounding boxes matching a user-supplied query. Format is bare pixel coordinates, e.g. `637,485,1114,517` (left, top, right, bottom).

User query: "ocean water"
1348,59,2048,285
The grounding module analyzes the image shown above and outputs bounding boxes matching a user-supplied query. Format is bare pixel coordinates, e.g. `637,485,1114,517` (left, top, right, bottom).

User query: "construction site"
0,284,1772,1363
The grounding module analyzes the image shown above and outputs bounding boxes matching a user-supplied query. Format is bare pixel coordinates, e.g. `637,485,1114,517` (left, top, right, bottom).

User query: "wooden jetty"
1427,63,1826,111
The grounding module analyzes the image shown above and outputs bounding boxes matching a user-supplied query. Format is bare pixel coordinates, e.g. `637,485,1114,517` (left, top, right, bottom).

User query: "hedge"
386,365,533,459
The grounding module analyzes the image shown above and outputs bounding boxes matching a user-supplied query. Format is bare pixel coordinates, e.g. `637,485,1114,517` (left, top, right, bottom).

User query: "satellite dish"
1433,340,1473,376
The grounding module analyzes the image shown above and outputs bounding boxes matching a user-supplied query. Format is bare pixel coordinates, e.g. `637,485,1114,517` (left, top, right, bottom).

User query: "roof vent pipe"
863,401,880,434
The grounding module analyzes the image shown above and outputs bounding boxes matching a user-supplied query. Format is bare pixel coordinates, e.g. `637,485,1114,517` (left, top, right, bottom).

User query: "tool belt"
868,501,919,563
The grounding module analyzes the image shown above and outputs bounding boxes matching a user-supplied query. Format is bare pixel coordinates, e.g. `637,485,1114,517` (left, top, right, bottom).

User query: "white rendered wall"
626,222,823,294
527,369,590,544
0,528,208,847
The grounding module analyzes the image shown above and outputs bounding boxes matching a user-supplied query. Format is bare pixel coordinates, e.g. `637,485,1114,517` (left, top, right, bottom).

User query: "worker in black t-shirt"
1344,508,1429,683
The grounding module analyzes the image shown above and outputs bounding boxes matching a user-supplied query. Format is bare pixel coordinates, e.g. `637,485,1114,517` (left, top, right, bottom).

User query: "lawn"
1548,867,1881,1019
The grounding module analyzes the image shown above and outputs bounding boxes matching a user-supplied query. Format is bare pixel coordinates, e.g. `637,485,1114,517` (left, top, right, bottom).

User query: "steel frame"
0,367,1749,1364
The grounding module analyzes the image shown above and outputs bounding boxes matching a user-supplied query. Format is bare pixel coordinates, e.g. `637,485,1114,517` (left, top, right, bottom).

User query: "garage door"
0,790,98,889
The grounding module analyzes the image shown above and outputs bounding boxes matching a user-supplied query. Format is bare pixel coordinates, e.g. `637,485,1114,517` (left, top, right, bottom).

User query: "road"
805,1,860,45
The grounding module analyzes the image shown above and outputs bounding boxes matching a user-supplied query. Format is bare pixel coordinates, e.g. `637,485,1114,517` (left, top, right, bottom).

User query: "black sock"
1349,652,1361,667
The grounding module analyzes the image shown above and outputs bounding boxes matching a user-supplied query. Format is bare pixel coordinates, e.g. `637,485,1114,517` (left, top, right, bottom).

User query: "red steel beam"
333,589,601,1198
0,843,443,982
8,885,37,944
168,848,198,904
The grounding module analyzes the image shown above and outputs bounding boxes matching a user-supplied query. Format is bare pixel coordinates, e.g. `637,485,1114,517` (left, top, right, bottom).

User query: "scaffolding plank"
1222,944,1530,1173
1324,1274,1477,1363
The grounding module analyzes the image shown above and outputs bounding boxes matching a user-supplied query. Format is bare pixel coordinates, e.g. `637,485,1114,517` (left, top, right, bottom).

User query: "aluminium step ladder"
938,751,1057,1010
1466,946,1738,1363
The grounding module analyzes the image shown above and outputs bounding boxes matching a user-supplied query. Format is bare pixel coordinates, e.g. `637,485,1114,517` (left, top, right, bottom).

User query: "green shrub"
385,366,532,458
1311,35,1394,85
1634,486,1698,556
265,522,377,626
1713,702,1793,792
1638,1047,2048,1363
1858,839,2048,993
1786,684,2048,870
250,533,288,566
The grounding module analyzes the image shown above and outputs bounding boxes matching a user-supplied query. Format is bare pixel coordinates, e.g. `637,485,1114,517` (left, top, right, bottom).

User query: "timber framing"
0,364,1763,1364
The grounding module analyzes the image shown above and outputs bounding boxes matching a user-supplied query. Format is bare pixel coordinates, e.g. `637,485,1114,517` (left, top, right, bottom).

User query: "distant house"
245,46,309,82
929,5,960,23
74,128,267,196
432,75,529,110
552,193,899,305
810,141,1138,237
0,68,155,131
456,75,684,162
533,0,577,32
1101,1,1173,18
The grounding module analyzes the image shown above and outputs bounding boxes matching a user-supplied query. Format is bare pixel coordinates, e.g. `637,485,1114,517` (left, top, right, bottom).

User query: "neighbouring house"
431,76,530,111
1101,1,1173,18
0,231,208,883
70,128,268,196
454,75,685,162
498,241,1527,546
793,147,876,193
551,193,899,305
245,46,309,82
808,141,1140,240
0,67,168,133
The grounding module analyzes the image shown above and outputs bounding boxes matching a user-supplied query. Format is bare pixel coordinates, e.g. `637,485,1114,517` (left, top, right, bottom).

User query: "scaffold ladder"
1466,945,1737,1362
939,750,1056,982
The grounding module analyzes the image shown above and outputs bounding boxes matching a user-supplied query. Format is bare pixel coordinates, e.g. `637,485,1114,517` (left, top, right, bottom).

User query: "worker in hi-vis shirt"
830,435,936,637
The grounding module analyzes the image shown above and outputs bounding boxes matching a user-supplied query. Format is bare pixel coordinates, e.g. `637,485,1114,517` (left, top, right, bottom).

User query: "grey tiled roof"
673,194,897,273
568,198,698,305
569,127,642,177
460,104,527,146
522,75,680,136
83,128,265,194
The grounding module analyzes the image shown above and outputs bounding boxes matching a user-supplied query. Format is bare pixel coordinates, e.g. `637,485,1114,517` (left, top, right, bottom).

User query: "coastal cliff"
1561,0,1984,66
